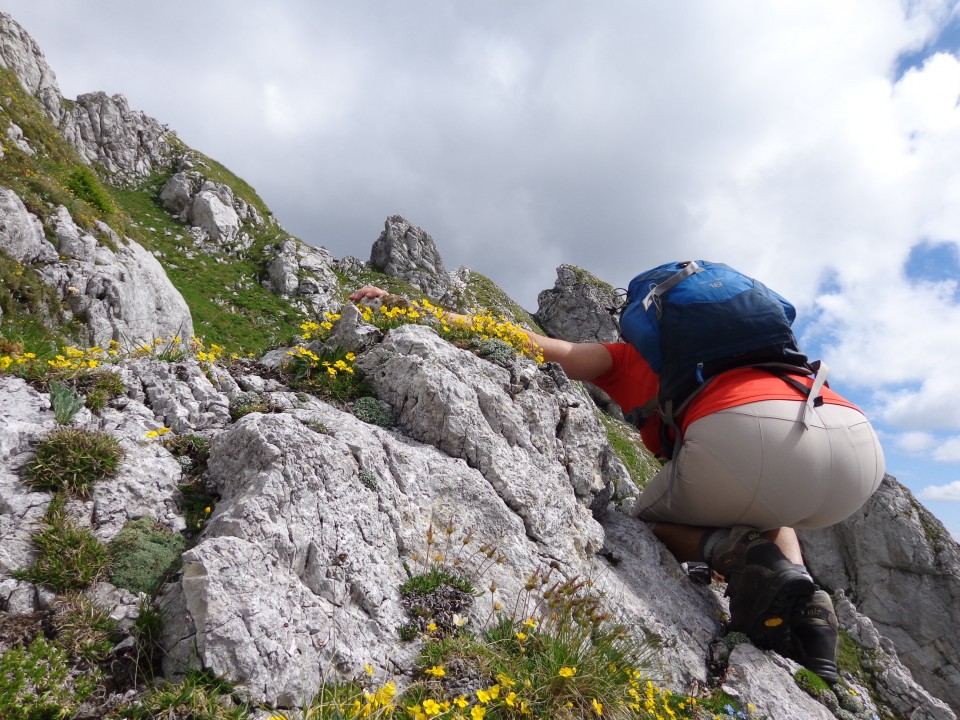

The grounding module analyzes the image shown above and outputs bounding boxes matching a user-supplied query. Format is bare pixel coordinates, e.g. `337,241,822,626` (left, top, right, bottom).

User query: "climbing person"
349,261,885,684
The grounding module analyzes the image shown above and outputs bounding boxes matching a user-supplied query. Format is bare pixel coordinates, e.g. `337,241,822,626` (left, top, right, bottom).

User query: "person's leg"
651,522,804,566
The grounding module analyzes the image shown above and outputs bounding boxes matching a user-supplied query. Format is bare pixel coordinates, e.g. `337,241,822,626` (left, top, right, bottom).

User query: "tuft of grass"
0,635,100,720
51,593,118,664
66,166,115,214
15,497,109,592
23,426,124,497
113,669,249,720
283,345,368,401
107,517,188,595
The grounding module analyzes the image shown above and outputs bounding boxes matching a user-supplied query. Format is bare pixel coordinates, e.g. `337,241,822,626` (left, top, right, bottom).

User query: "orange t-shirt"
591,343,861,456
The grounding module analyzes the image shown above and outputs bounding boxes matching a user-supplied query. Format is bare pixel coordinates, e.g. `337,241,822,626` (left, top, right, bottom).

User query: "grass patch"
107,517,188,595
51,592,118,664
0,635,100,720
66,165,115,213
113,669,248,720
23,426,124,497
15,497,109,592
599,413,659,487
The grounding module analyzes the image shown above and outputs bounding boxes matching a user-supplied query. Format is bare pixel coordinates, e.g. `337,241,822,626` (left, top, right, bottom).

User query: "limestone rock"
36,206,195,347
266,237,340,312
800,476,960,714
5,121,34,155
0,12,61,118
535,264,622,343
0,186,57,264
832,593,956,720
158,171,197,219
59,91,176,183
369,215,451,298
189,182,240,243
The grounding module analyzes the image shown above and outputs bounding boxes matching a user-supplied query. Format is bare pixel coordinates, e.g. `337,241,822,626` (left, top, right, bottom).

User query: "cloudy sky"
6,1,960,538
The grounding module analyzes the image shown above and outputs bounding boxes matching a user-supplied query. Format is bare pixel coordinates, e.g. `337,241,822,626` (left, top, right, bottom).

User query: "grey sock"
700,528,732,568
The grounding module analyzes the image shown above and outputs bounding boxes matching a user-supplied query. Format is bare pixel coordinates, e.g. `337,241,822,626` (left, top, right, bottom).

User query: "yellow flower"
505,691,517,707
515,631,527,641
145,430,159,438
592,698,603,716
365,663,375,676
522,618,537,628
204,507,211,514
453,696,468,708
424,665,445,677
426,622,438,632
558,666,576,678
422,698,442,716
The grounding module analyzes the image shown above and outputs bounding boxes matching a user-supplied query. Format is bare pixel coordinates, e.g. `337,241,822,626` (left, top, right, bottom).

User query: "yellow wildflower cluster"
354,298,544,363
300,311,342,341
0,335,230,382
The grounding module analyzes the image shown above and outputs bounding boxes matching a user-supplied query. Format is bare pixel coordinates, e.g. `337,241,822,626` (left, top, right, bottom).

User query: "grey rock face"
266,237,340,312
800,476,960,714
36,206,194,346
0,12,61,118
189,184,240,243
369,215,451,298
0,187,58,264
833,593,956,720
535,264,622,343
5,121,34,155
59,91,176,183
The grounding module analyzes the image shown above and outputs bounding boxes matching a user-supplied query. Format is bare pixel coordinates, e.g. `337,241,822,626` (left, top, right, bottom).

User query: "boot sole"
736,569,815,649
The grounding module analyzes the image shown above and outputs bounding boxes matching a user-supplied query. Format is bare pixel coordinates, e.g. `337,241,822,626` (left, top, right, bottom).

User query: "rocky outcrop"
369,215,452,299
800,477,960,714
535,264,622,343
265,237,340,312
0,186,57,264
0,187,194,346
0,12,61,118
58,92,177,183
158,172,263,255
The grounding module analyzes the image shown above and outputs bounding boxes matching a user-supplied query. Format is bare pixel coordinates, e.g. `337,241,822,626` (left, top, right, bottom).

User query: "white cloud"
896,431,938,453
933,437,960,461
919,480,960,500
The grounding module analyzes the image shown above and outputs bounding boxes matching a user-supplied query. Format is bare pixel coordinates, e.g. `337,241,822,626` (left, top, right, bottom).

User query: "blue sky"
5,1,960,539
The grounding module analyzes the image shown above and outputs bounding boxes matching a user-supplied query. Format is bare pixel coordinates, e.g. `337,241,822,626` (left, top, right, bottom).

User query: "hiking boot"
710,526,815,650
789,589,840,684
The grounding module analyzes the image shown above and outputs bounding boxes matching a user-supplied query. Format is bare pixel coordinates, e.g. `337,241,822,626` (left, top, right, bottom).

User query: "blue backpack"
619,260,811,427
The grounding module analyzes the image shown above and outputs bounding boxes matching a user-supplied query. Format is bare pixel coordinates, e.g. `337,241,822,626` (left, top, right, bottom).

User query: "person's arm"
346,285,613,381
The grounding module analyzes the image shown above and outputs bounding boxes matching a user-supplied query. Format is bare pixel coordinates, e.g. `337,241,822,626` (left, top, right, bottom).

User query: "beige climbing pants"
635,399,885,530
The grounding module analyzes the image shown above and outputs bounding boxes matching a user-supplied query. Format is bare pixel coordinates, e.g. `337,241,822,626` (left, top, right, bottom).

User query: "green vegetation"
794,667,831,697
15,497,109,592
51,592,118,663
113,669,248,720
599,413,659,487
107,516,189,595
66,165,115,213
229,390,271,420
49,379,85,423
353,395,395,427
0,636,100,720
23,426,124,497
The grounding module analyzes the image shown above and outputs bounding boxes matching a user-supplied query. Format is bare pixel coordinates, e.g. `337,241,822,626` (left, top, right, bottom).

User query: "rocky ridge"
0,10,958,720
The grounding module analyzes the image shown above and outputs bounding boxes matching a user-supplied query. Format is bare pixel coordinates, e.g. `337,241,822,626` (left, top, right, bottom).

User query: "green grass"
107,178,305,353
23,426,124,497
599,413,659,488
15,497,109,592
113,669,249,720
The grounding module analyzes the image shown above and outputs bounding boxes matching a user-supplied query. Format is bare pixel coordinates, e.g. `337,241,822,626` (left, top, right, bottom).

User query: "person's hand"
349,285,388,302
